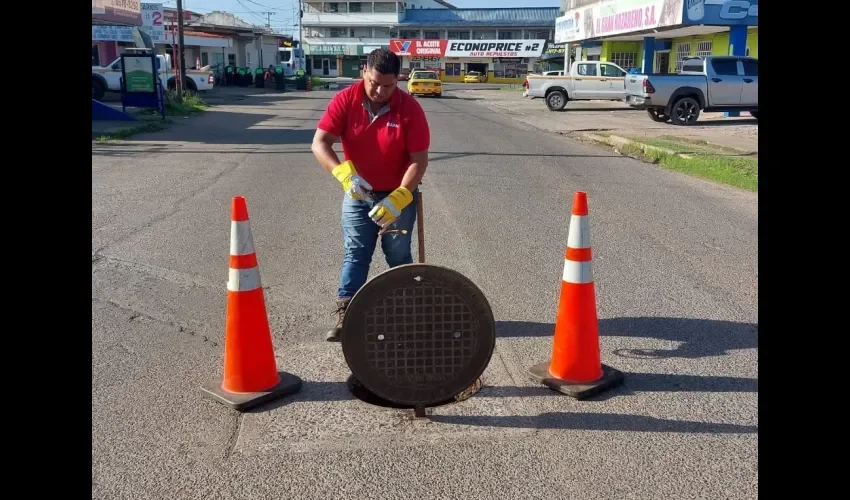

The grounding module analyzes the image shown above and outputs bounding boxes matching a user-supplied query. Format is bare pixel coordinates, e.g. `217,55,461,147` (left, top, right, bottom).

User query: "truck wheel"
670,97,700,125
647,109,670,122
92,79,105,100
546,90,567,111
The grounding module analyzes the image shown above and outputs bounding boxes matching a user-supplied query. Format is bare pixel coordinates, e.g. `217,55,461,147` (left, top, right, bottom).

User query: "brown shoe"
326,297,351,342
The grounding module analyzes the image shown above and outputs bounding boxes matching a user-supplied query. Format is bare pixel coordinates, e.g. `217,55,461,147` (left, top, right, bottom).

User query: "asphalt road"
92,86,758,499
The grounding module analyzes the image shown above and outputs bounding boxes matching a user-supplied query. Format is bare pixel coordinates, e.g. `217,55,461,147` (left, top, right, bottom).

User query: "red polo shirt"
317,80,430,191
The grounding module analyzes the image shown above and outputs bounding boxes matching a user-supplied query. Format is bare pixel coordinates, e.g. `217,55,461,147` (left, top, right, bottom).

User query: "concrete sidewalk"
450,89,758,154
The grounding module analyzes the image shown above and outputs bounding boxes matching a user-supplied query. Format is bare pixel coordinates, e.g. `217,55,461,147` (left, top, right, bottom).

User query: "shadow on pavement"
428,412,757,433
92,110,317,146
693,118,758,127
496,317,758,359
430,150,622,161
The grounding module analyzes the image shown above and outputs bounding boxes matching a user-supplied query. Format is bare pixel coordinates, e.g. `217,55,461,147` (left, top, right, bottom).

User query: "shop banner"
556,0,684,42
682,0,758,25
444,40,546,58
390,39,448,57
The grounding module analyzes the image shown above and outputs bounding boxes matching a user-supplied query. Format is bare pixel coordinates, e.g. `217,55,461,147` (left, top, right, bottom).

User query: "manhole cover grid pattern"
364,283,478,386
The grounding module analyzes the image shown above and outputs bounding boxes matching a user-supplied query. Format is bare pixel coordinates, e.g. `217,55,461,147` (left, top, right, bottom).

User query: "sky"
158,0,561,35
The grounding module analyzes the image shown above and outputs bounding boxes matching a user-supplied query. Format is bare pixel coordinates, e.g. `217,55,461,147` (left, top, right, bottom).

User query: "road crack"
93,152,251,256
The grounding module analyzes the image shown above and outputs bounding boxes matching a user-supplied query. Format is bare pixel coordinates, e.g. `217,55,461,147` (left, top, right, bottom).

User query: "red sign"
389,39,447,57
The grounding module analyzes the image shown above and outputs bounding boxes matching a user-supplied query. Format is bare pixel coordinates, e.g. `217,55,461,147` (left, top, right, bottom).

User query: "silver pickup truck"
623,56,758,125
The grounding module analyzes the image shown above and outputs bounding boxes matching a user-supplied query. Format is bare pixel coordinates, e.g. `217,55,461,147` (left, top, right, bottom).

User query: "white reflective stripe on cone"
562,259,593,284
227,266,262,292
230,220,256,256
567,215,591,249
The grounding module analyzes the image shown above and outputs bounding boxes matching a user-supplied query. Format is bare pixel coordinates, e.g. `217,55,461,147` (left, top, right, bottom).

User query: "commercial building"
301,3,560,83
555,0,758,74
93,7,289,75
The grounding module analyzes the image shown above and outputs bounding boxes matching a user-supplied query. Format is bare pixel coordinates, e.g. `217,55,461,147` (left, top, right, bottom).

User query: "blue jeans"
338,190,418,299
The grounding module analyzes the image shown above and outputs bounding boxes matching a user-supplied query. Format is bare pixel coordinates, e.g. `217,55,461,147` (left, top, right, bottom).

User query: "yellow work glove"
369,187,413,228
332,160,374,201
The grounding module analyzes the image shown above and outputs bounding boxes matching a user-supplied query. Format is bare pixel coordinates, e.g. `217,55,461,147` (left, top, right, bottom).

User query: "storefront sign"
495,57,523,64
682,0,757,25
122,55,155,93
410,56,443,63
92,3,167,42
445,40,545,58
557,0,684,43
358,45,388,55
390,39,448,57
92,0,143,26
310,44,347,55
543,42,566,56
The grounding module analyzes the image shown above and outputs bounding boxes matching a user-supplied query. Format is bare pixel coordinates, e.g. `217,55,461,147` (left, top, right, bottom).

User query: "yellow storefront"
595,27,759,73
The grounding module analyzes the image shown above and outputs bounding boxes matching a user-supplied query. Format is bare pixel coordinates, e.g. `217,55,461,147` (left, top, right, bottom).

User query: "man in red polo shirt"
311,48,431,342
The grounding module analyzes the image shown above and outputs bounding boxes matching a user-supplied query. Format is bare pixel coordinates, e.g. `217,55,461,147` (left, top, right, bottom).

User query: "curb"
582,133,693,159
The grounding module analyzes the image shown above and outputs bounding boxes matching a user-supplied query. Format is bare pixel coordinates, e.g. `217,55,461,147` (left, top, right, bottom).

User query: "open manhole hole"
341,264,496,416
346,374,483,409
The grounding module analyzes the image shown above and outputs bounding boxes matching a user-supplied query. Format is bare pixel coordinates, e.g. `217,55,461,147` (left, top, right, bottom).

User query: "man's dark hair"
366,48,401,76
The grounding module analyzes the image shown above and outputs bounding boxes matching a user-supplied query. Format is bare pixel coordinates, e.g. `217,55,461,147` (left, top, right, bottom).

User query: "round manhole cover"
341,263,496,407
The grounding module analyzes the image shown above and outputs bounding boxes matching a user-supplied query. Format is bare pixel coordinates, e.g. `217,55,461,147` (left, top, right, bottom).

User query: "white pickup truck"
92,53,215,100
525,61,629,111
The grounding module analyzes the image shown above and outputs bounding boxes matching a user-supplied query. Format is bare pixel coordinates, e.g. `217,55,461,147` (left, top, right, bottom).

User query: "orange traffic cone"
200,196,302,411
529,191,624,399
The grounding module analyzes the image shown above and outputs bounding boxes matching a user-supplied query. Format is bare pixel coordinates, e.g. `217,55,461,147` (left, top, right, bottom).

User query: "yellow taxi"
463,70,487,83
407,70,442,97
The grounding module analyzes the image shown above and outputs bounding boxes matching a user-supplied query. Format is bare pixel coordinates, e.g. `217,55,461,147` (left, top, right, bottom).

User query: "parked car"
463,71,487,83
92,53,214,101
525,60,628,111
623,55,758,125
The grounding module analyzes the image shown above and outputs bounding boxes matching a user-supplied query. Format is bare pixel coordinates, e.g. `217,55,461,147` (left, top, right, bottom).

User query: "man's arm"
311,129,342,175
400,150,428,192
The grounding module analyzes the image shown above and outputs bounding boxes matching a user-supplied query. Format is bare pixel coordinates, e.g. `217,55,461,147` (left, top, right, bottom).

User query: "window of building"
675,43,691,72
304,2,322,13
695,41,712,57
423,31,440,39
324,2,347,13
524,30,550,39
373,2,396,12
201,52,209,67
349,2,373,12
493,62,527,79
472,30,496,39
351,27,370,38
447,30,470,39
498,31,521,40
445,62,461,76
329,27,347,37
399,30,419,39
609,52,636,71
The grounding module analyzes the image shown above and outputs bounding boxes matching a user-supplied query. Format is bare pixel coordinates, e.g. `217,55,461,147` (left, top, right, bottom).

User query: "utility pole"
298,0,303,70
265,11,275,28
176,0,186,99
